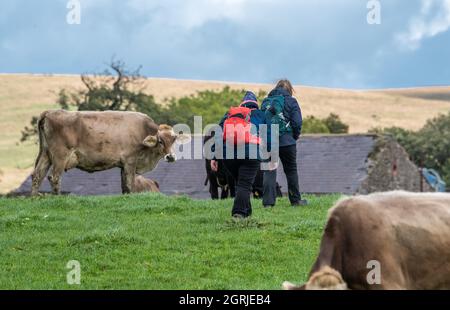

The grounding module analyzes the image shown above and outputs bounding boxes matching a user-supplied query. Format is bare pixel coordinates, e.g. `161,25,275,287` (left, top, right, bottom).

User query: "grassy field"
0,73,449,194
0,193,340,289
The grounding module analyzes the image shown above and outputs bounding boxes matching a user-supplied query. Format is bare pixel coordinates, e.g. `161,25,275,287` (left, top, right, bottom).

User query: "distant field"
0,74,449,193
0,194,339,289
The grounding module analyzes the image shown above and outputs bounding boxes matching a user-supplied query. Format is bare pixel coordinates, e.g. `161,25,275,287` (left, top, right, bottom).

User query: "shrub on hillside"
302,114,349,134
302,116,331,134
161,87,267,127
323,113,349,134
164,91,350,135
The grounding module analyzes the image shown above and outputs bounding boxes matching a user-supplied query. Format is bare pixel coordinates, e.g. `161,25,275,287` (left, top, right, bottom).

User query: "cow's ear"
143,135,158,147
159,124,173,131
176,134,191,145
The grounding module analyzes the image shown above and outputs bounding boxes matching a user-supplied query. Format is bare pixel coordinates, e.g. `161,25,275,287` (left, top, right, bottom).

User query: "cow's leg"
48,158,66,195
120,168,128,194
121,162,136,194
31,151,51,196
209,176,219,200
221,185,229,199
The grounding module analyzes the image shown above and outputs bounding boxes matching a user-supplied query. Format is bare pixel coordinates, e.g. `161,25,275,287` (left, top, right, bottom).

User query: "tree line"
21,60,349,141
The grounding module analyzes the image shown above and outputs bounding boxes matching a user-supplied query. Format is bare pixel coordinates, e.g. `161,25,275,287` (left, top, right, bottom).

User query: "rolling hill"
0,73,449,193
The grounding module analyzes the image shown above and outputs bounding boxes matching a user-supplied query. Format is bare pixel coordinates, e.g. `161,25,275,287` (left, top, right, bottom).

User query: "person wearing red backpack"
210,91,271,219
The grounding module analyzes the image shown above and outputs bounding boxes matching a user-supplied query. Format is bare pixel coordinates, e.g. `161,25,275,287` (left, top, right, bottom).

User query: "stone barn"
15,134,432,198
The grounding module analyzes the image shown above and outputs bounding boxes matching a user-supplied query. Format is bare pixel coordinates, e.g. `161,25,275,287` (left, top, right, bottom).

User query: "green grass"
0,194,341,289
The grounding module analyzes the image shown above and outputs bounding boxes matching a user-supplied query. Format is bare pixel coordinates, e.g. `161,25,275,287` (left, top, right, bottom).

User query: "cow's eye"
159,140,164,146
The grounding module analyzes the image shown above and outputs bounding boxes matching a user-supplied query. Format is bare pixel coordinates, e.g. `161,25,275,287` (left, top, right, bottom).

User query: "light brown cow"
283,191,450,290
134,175,160,193
31,110,188,195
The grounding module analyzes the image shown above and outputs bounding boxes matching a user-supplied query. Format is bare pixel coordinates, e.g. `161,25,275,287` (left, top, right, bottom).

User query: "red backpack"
223,106,261,145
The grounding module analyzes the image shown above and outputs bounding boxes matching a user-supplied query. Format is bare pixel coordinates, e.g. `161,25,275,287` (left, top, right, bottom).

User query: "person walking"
210,91,271,219
261,79,307,207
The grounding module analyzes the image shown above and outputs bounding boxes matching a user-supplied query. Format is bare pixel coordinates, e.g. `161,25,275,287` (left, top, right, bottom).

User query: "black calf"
205,160,282,200
205,159,235,199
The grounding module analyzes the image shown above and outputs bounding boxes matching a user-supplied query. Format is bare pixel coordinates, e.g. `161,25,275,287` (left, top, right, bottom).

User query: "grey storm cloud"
0,0,449,88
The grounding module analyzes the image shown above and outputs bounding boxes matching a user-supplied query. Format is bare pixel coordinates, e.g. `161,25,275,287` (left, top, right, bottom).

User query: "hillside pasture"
0,194,340,289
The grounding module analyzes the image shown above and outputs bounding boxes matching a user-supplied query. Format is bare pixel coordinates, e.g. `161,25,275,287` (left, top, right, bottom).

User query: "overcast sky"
1,0,450,88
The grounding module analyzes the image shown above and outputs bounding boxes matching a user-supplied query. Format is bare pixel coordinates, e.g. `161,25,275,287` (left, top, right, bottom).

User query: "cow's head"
142,124,190,162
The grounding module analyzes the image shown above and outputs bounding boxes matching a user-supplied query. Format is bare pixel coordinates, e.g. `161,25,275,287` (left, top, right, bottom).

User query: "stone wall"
358,137,432,194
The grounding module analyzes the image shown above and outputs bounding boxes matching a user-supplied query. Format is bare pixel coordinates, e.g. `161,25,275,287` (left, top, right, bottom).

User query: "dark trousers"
263,144,301,206
224,159,260,217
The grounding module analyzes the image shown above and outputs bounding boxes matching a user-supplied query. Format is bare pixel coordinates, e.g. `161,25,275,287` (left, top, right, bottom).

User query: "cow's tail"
35,111,49,168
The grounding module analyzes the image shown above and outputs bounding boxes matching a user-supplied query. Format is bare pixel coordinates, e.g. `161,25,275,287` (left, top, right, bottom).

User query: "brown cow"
283,191,450,290
31,110,188,195
134,175,160,193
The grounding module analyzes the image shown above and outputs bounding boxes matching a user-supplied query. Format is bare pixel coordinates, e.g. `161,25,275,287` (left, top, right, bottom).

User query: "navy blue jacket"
264,87,303,147
213,92,271,161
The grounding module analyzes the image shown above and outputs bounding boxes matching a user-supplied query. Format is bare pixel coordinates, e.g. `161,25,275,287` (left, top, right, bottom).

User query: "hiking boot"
232,213,246,219
292,199,308,207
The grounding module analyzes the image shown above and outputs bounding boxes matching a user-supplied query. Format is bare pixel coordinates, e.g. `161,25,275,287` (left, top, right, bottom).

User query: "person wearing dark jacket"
211,91,271,218
262,79,307,207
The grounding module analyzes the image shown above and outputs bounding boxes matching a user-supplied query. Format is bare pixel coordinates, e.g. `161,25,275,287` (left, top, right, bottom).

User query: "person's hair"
275,79,294,96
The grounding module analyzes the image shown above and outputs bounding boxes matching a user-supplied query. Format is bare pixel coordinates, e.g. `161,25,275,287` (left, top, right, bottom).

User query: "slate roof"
15,134,377,198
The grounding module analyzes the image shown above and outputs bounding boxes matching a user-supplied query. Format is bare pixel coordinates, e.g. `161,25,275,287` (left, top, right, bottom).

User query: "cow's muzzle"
165,154,177,163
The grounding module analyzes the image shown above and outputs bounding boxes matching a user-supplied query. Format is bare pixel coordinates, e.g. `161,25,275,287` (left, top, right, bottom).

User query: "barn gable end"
357,137,432,194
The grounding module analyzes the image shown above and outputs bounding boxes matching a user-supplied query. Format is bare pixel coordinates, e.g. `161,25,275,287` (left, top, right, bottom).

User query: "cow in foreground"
283,191,450,290
31,110,188,195
134,175,160,193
